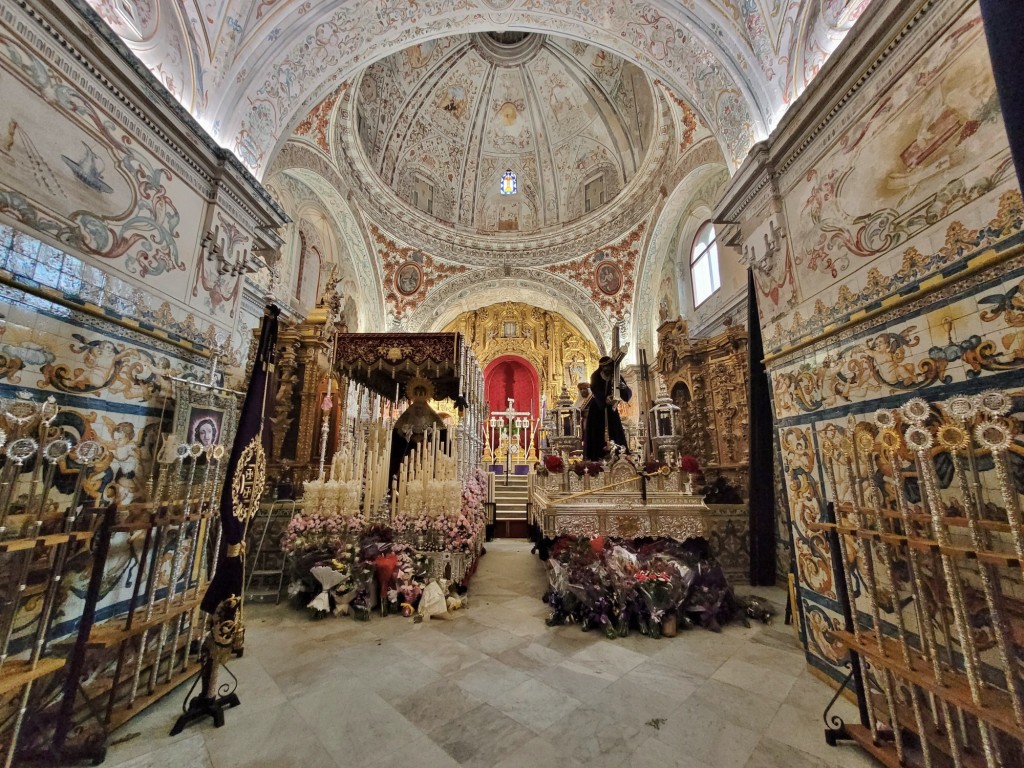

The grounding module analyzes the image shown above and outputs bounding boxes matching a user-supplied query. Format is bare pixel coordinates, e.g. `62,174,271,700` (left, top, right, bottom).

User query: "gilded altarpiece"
656,321,750,581
657,320,750,482
269,302,349,484
443,303,600,407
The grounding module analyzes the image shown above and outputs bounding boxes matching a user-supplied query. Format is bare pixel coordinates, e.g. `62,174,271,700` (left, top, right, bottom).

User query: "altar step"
491,473,530,539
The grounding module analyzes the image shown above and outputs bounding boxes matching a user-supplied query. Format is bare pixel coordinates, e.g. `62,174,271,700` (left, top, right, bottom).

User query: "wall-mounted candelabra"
740,218,784,276
201,229,266,277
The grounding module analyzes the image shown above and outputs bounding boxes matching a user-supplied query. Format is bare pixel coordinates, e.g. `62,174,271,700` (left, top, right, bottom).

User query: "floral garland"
288,527,431,619
281,510,368,555
282,468,490,617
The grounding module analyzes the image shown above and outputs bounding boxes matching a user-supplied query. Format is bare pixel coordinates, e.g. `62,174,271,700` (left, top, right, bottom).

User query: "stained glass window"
500,169,517,195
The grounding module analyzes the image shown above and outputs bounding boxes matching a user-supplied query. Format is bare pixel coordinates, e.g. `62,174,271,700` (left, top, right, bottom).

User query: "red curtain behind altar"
484,355,539,421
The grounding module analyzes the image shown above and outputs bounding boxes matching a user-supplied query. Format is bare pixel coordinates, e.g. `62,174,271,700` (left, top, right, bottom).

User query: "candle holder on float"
649,376,681,464
547,385,581,457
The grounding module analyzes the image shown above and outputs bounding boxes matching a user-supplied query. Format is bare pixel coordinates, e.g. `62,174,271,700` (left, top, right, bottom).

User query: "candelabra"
739,218,784,276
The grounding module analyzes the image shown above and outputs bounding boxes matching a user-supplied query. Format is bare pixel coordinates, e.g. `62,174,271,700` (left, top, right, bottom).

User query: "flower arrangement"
282,468,488,619
543,454,565,474
392,542,428,605
679,455,701,473
544,536,741,637
281,512,349,556
570,460,604,477
634,563,686,636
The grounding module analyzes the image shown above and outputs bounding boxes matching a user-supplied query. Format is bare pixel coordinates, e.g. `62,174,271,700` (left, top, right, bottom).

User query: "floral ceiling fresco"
258,30,723,353
77,0,875,360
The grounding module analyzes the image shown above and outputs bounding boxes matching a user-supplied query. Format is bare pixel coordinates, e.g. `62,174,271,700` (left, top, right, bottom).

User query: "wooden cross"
609,320,628,403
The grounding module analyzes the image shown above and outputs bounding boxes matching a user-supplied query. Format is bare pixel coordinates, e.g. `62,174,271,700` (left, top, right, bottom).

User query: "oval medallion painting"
595,262,622,296
395,262,423,296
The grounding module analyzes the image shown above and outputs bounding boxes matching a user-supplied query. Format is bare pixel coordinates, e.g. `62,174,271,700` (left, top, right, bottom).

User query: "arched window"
690,221,720,307
294,231,321,307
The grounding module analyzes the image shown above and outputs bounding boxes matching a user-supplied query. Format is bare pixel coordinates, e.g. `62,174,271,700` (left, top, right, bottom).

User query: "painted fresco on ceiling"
216,1,758,174
293,82,347,155
354,35,652,234
264,166,383,331
369,224,469,321
83,2,876,177
545,220,646,319
89,0,202,114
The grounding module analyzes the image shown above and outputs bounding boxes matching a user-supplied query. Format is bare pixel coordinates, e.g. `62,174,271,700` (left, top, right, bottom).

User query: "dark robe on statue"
583,368,632,460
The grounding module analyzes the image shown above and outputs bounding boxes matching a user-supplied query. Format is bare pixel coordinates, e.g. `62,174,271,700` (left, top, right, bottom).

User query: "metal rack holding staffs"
0,394,106,768
30,334,243,764
813,391,1024,768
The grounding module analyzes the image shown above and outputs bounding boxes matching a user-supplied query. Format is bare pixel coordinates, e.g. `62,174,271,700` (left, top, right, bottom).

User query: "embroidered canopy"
333,332,479,404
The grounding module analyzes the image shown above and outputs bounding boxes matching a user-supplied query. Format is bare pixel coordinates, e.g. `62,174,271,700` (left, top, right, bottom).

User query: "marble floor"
103,541,875,768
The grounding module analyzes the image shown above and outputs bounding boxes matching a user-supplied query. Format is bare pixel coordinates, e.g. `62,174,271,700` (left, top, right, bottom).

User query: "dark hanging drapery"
747,269,776,585
979,0,1024,192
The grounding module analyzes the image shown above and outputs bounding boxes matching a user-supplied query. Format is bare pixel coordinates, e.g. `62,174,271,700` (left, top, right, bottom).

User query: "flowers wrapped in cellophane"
543,535,742,637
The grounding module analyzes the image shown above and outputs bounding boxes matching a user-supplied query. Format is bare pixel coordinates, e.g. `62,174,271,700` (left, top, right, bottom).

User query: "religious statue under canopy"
389,376,447,483
583,356,632,460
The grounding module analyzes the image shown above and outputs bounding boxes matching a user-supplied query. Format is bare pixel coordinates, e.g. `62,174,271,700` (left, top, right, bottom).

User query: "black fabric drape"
979,0,1024,192
202,306,279,616
747,269,776,585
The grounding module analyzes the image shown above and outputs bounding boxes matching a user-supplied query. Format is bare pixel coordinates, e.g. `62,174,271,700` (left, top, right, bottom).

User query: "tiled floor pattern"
103,541,875,768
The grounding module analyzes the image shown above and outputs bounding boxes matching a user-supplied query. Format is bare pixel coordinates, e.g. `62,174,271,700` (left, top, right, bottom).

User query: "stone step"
495,495,528,503
489,472,529,524
496,511,527,521
495,500,528,510
495,499,528,520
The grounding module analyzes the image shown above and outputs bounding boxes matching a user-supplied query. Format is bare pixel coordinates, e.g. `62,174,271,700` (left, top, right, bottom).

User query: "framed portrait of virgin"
595,261,622,295
395,262,423,296
172,381,239,451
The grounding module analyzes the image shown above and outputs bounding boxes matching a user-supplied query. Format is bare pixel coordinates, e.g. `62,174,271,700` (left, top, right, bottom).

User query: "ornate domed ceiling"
353,33,656,236
81,0,875,353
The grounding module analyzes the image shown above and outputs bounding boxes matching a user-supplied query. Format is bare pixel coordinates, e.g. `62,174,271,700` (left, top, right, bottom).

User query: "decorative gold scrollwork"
232,436,267,522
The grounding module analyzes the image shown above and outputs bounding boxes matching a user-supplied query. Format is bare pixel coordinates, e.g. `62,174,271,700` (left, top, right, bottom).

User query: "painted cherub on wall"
41,334,173,400
95,417,144,506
